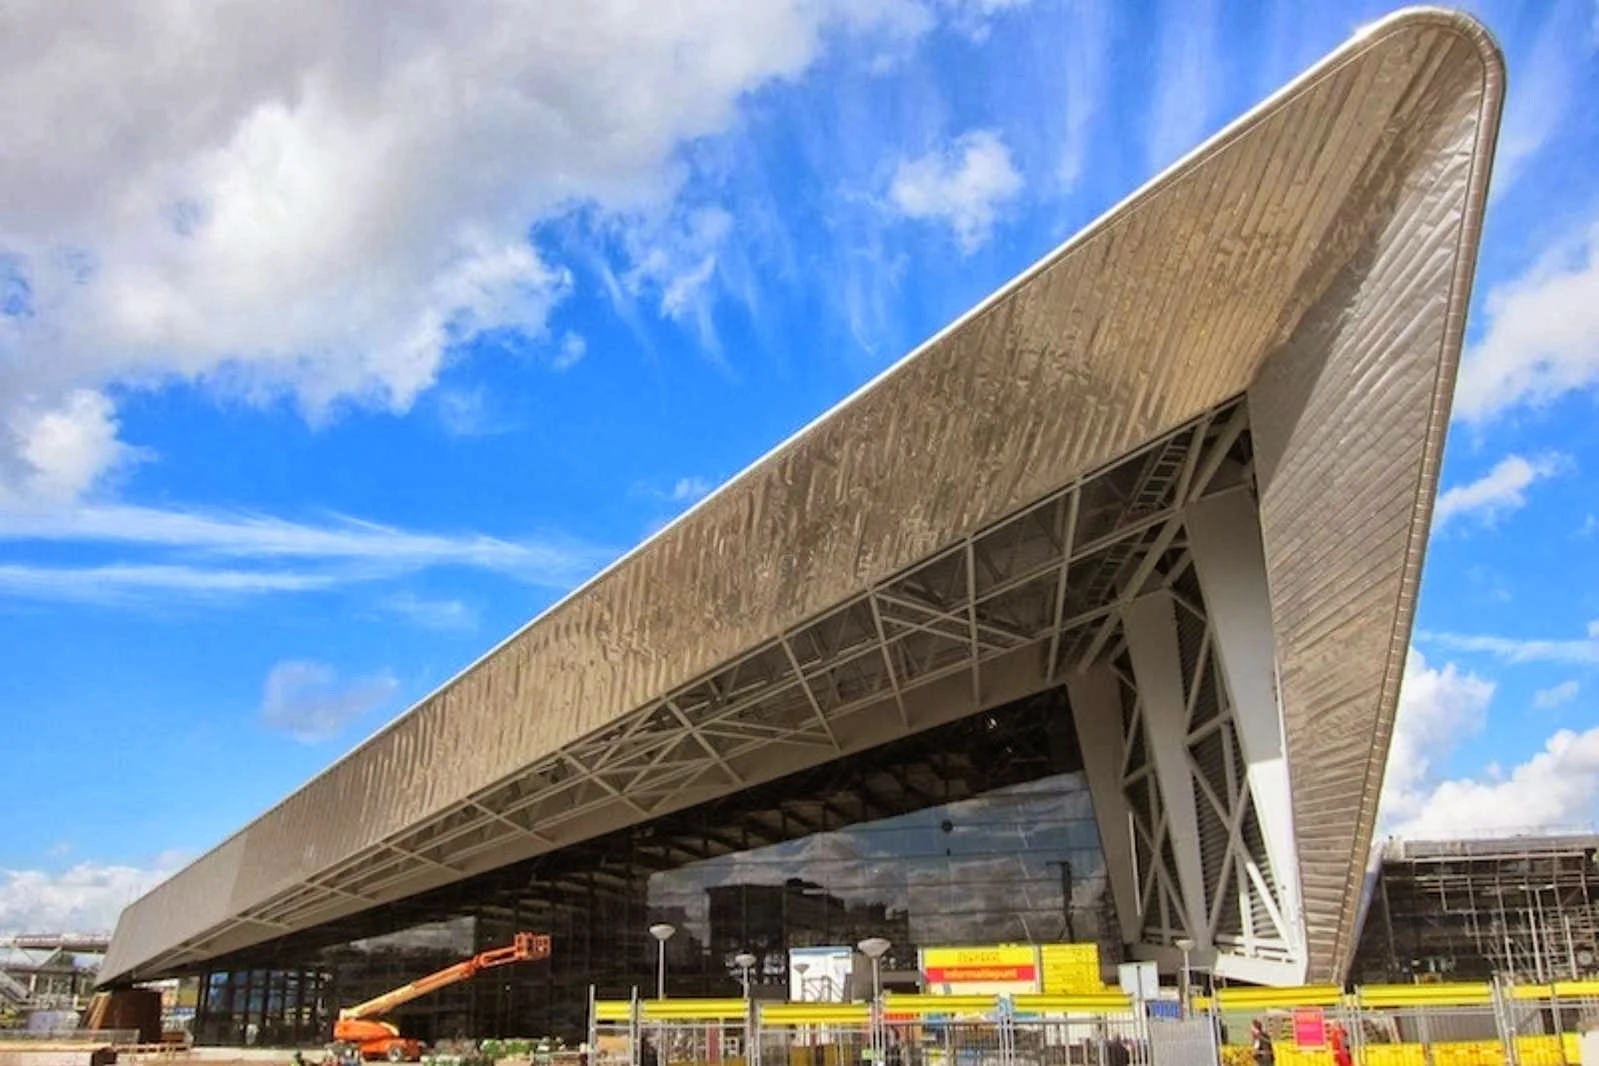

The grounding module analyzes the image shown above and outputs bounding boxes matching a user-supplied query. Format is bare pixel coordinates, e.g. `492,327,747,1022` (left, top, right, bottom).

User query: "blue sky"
1,0,1598,933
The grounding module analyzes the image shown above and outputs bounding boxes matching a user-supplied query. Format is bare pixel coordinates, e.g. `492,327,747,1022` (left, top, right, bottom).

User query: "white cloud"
1382,649,1599,839
937,0,1033,40
1053,0,1110,190
0,853,188,935
1432,452,1569,530
552,332,587,372
0,503,611,586
0,499,611,606
0,0,937,500
0,562,336,605
0,391,147,507
888,130,1023,253
1488,0,1589,201
670,476,715,503
433,387,520,439
1380,650,1495,830
260,660,398,743
618,206,736,356
1387,726,1599,840
1147,0,1220,172
1535,680,1580,709
1454,218,1599,423
384,592,479,632
1419,622,1599,666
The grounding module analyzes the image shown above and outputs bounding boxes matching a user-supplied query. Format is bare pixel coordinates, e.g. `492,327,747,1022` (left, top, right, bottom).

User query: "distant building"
1350,835,1599,984
706,878,913,984
0,936,106,1023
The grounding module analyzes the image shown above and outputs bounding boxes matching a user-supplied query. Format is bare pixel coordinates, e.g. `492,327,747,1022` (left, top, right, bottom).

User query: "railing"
592,981,1599,1066
0,1028,141,1045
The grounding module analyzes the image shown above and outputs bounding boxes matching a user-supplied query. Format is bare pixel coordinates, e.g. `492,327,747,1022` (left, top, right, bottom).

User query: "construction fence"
590,982,1599,1066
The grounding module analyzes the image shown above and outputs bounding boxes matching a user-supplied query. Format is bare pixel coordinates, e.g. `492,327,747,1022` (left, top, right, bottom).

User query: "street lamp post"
857,938,891,1003
734,953,757,1000
858,938,892,1065
649,923,677,1000
1174,938,1195,1019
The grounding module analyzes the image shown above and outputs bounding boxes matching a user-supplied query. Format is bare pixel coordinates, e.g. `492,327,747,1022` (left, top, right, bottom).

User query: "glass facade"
192,687,1116,1047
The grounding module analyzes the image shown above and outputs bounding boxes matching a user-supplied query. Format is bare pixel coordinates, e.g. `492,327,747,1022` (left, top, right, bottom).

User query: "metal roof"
103,7,1504,987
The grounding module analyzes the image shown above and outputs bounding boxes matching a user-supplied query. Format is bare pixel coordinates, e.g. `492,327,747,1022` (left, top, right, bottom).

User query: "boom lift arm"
338,932,550,1021
333,933,551,1060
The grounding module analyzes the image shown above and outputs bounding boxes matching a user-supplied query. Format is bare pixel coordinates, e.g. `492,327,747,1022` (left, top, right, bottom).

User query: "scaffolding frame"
1353,836,1599,984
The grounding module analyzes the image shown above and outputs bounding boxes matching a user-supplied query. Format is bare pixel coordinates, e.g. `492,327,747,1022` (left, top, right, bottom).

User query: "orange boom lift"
332,932,551,1061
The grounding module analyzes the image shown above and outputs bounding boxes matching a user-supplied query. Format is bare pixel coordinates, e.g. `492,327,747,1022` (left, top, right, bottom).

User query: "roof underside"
103,8,1503,988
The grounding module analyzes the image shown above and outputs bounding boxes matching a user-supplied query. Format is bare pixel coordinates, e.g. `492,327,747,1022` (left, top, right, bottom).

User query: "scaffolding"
1351,835,1599,985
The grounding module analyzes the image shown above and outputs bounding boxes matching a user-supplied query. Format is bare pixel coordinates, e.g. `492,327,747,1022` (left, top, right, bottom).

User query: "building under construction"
1350,835,1599,986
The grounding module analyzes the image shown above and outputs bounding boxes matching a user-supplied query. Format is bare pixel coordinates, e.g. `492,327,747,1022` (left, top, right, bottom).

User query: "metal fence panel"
595,981,1599,1066
757,1023,870,1066
1146,1018,1217,1066
1010,1011,1148,1066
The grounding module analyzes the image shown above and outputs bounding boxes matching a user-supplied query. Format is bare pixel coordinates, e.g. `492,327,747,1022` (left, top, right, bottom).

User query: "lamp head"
649,923,677,943
857,937,892,960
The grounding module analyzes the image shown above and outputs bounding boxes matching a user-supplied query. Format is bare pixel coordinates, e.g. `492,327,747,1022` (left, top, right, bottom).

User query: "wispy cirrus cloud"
383,592,479,632
1417,620,1599,666
0,562,337,605
0,504,611,582
1535,680,1581,710
1487,0,1591,202
1147,0,1221,172
0,502,614,607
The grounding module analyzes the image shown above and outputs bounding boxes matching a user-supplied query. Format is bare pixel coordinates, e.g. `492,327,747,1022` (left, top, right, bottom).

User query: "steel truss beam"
151,401,1273,974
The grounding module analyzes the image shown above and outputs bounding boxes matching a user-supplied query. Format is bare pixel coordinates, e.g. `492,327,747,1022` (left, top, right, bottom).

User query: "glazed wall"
192,690,1115,1045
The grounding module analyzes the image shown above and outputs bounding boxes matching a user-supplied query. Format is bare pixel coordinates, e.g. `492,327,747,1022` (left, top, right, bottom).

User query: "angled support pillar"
1186,490,1307,962
1066,667,1141,945
1121,592,1210,950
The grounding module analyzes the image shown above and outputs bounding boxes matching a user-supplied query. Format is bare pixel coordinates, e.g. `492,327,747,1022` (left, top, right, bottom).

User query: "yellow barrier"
1275,1048,1339,1066
639,998,749,1021
1512,980,1599,1001
883,994,1002,1016
1213,985,1345,1010
1550,979,1599,999
600,980,1599,1066
758,1003,869,1026
1358,1045,1428,1066
1513,1034,1579,1066
1012,993,1135,1014
1358,984,1494,1008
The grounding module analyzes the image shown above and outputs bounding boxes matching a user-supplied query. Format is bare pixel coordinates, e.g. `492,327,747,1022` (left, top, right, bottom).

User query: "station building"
100,8,1505,1048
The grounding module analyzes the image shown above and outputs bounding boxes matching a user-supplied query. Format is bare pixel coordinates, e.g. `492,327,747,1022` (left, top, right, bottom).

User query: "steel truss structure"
166,402,1266,967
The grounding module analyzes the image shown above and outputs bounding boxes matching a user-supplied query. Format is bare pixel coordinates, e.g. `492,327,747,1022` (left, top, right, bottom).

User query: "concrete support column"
1121,592,1210,948
1186,490,1306,956
1066,667,1142,943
